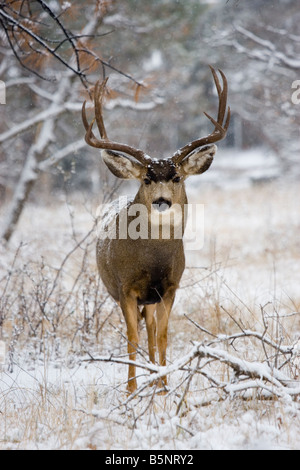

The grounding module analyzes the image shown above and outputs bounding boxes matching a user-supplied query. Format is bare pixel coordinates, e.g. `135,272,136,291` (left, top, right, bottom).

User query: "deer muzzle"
152,197,172,212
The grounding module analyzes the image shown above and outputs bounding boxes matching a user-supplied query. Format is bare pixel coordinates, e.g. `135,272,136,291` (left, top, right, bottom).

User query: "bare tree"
206,1,300,166
0,0,141,88
0,0,146,242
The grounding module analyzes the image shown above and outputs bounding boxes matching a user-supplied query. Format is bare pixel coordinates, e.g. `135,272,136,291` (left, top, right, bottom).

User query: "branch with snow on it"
220,24,300,71
84,317,300,412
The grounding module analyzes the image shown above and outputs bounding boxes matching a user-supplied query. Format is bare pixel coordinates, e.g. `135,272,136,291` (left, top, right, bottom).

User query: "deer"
82,66,230,393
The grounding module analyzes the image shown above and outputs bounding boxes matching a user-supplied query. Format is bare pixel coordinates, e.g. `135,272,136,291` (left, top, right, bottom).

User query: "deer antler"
82,78,149,165
172,66,231,164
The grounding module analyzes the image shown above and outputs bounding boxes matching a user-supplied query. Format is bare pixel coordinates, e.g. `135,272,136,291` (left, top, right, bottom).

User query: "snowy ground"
0,151,300,450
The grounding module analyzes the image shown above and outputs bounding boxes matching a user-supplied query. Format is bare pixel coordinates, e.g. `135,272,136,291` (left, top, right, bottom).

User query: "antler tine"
94,78,108,140
172,66,230,164
82,101,99,147
82,78,149,165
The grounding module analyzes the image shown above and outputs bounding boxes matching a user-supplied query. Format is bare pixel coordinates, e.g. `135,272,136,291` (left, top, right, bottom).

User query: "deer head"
82,66,230,215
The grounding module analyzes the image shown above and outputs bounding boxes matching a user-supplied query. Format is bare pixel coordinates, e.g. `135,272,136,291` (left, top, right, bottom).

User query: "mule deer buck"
82,66,230,393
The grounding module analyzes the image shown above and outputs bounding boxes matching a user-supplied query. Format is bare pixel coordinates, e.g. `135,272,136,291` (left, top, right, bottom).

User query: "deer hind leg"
120,292,139,394
142,304,157,365
156,286,177,390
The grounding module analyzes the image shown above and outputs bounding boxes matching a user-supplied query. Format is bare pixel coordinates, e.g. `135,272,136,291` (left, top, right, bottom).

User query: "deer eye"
144,178,151,185
172,176,181,183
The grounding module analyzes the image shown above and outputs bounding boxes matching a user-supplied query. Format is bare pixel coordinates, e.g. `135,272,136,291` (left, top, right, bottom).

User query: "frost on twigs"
86,311,300,418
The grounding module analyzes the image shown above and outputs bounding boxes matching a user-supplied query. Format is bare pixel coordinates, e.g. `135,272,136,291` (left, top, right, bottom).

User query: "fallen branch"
84,319,300,411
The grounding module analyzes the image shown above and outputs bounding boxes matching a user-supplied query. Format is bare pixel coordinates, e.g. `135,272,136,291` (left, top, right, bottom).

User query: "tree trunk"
0,15,101,242
1,75,71,242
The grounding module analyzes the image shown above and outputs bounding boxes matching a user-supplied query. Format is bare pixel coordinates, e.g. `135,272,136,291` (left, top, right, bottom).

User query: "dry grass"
0,180,300,449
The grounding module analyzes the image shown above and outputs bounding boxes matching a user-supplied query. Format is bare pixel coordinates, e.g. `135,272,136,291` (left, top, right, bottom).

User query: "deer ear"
181,144,217,176
102,150,144,179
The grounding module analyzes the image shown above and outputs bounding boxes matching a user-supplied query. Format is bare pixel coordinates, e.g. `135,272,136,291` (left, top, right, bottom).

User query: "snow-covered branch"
0,75,73,242
0,98,161,144
85,319,300,410
230,24,300,71
106,97,164,111
37,139,86,172
0,104,66,144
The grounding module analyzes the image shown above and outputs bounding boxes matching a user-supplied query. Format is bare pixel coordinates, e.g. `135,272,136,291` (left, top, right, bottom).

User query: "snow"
0,149,300,450
1,358,298,450
143,50,163,72
190,147,281,189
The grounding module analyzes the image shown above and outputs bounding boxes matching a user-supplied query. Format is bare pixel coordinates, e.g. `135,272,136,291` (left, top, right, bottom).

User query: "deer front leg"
120,292,139,393
156,286,177,389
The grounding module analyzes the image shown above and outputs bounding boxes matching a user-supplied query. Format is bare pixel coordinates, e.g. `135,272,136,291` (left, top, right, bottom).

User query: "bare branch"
0,1,142,88
84,320,300,409
227,24,300,71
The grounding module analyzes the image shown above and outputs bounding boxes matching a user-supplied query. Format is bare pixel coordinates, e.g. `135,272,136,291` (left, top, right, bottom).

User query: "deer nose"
152,197,172,212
